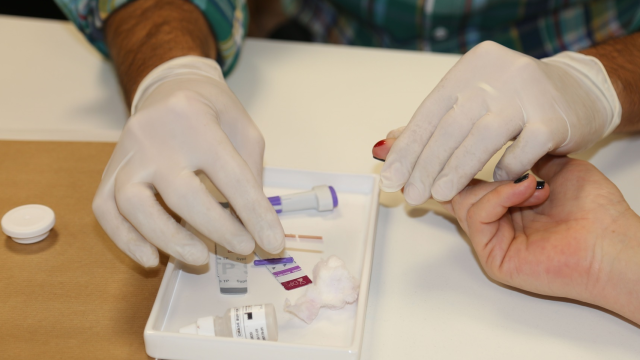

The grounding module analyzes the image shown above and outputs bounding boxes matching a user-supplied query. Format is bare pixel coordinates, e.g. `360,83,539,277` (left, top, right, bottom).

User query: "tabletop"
1,14,639,360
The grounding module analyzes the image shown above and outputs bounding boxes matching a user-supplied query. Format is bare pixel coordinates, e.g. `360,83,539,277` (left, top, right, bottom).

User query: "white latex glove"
380,41,621,203
93,56,284,267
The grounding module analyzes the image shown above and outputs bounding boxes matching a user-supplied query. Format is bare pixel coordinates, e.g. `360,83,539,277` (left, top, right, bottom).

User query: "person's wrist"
131,56,224,114
542,51,622,138
587,210,640,324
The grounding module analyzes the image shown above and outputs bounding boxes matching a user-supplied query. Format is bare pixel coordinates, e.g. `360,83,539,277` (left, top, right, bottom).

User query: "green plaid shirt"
285,0,640,58
56,0,640,75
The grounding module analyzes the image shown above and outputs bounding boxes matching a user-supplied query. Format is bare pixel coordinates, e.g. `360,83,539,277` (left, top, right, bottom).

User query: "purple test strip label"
272,266,301,277
255,252,312,291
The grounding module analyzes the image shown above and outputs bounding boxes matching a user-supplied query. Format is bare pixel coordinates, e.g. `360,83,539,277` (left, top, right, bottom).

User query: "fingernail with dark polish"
536,181,545,189
373,156,385,162
514,173,530,184
374,140,387,148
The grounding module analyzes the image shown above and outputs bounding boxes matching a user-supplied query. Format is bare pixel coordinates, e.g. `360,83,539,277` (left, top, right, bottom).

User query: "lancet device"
269,185,338,213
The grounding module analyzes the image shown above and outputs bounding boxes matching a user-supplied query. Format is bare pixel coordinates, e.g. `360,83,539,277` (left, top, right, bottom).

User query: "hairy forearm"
581,32,640,133
104,0,217,107
247,0,288,37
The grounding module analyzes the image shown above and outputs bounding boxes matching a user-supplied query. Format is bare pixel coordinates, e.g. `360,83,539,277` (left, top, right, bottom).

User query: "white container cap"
1,204,55,244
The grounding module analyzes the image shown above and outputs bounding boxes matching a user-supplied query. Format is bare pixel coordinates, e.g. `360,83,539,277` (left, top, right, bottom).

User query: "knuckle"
114,184,140,210
513,56,537,70
92,194,109,219
468,40,501,56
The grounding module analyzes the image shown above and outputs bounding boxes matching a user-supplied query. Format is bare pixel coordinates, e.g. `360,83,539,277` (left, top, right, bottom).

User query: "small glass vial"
179,304,278,341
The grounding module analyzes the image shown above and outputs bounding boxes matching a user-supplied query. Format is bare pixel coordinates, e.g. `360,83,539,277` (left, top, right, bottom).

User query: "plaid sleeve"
53,0,248,75
284,0,640,58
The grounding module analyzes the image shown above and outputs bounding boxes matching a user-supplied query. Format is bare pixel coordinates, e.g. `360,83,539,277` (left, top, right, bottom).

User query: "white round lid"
1,204,55,239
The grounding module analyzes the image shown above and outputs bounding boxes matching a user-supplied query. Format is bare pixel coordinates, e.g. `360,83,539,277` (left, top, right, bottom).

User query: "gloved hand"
93,56,284,268
379,41,621,203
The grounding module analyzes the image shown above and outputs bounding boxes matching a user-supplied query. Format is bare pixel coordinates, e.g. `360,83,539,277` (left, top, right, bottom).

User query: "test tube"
268,185,338,214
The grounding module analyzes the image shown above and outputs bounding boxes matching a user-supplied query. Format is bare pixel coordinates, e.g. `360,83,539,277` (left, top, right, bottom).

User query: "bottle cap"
313,185,339,211
1,204,55,244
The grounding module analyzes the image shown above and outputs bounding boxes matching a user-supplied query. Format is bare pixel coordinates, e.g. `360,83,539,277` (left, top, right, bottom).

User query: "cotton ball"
284,255,359,324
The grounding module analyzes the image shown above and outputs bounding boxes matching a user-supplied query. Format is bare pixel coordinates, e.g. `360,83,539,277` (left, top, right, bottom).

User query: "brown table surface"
0,141,168,360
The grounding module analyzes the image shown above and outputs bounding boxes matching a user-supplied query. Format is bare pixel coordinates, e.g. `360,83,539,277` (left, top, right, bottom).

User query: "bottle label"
230,305,269,341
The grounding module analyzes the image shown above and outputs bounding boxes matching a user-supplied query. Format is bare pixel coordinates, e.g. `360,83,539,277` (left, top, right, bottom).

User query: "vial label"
230,305,269,341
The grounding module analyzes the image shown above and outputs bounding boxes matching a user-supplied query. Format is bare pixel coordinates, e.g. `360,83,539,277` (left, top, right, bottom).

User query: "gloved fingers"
230,126,265,183
403,99,487,205
93,184,160,268
430,112,523,201
493,124,554,181
198,135,285,254
153,171,256,255
380,91,457,192
217,107,266,182
386,126,406,139
115,182,210,265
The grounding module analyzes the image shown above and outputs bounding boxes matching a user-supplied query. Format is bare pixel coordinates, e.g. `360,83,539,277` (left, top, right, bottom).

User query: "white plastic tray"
144,168,380,360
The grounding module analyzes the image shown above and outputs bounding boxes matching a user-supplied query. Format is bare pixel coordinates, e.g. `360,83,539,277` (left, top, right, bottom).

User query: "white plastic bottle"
179,304,278,341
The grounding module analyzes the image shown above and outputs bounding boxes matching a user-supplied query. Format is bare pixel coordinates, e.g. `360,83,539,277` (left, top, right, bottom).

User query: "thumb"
467,174,539,248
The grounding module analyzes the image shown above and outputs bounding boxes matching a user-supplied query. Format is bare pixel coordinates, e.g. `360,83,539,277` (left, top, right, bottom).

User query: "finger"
154,171,256,255
386,126,405,139
493,123,554,181
513,180,549,207
430,111,523,201
404,98,488,204
466,175,538,249
442,179,495,233
220,109,266,182
379,91,457,192
195,124,285,254
115,182,210,265
93,182,160,268
372,138,396,161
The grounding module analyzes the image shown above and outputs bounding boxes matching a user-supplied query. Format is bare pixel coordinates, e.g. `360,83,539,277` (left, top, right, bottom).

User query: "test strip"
215,244,249,295
255,252,312,291
254,257,294,266
285,234,323,240
284,234,324,252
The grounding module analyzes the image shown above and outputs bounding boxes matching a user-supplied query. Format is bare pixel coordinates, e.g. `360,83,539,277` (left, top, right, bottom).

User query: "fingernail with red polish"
536,181,545,189
374,140,387,148
514,173,529,184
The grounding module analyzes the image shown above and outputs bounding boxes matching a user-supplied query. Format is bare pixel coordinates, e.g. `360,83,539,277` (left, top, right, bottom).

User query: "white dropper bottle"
179,304,278,341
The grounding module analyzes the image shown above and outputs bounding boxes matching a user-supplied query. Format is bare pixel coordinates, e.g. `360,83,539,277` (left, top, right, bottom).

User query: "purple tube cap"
328,186,338,208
